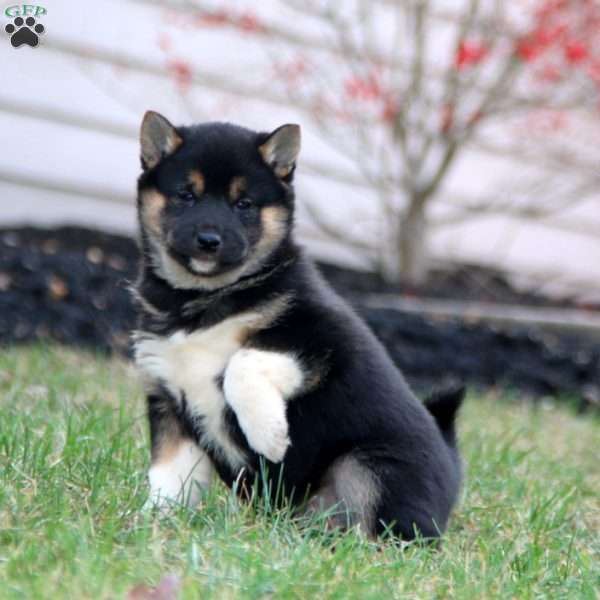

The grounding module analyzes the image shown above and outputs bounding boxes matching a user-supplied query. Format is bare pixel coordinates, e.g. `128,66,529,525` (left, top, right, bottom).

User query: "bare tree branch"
301,200,375,253
67,0,600,282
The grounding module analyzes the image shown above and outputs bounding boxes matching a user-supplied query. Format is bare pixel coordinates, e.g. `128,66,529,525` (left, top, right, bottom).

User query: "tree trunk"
380,200,429,284
399,201,429,284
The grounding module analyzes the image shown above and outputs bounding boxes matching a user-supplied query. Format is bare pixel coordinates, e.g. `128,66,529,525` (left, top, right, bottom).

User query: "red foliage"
162,0,600,132
195,9,230,27
516,1,598,62
516,38,546,62
380,94,400,123
564,41,588,64
194,8,265,34
533,24,568,46
535,0,568,20
515,24,565,62
514,0,600,102
344,72,383,101
536,63,563,83
238,11,264,33
455,41,489,70
167,59,193,92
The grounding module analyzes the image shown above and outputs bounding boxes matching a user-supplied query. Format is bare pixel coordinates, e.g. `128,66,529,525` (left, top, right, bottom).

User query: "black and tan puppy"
132,111,464,541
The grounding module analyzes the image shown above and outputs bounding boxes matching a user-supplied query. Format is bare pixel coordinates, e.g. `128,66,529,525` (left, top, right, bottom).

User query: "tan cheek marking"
140,189,167,237
260,206,289,248
228,176,247,201
188,170,205,196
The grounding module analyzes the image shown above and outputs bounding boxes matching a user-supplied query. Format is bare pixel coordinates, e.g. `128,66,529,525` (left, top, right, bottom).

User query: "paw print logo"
5,16,45,48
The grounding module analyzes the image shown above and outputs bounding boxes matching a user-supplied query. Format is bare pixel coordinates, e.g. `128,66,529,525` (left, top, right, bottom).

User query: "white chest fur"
133,312,267,470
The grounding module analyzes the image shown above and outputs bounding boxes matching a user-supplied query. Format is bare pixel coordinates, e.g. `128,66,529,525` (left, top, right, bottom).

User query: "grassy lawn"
0,344,599,599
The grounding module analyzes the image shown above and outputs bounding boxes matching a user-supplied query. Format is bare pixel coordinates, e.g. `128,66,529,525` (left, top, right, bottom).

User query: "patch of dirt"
1,226,598,408
0,226,135,353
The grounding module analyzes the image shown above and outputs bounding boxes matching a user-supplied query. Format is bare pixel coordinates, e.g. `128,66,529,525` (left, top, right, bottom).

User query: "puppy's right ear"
140,111,182,170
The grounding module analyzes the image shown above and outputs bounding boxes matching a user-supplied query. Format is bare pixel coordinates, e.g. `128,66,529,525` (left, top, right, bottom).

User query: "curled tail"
425,382,465,447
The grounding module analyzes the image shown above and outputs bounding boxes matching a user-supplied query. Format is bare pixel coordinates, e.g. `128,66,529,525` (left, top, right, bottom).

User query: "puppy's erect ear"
259,124,301,179
140,111,182,170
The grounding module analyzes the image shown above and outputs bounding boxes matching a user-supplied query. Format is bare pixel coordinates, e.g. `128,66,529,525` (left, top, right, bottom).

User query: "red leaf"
564,41,588,64
455,41,489,70
126,575,181,600
167,59,193,91
343,73,382,101
534,24,567,46
381,95,400,123
195,9,230,27
238,11,264,33
536,63,563,83
516,37,542,62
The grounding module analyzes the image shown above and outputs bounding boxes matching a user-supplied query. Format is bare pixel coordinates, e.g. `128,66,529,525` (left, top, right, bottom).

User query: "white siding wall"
1,0,598,298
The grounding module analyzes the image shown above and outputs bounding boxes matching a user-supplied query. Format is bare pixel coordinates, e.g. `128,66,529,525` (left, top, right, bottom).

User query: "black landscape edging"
1,226,598,409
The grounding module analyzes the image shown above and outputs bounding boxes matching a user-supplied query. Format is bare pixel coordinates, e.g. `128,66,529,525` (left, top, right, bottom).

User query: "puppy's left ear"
259,124,301,179
140,110,182,171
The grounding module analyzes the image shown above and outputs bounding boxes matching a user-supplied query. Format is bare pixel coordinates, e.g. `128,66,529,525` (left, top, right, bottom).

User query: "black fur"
134,115,464,541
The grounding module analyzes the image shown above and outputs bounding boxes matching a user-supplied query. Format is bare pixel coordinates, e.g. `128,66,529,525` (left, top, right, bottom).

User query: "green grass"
0,344,599,599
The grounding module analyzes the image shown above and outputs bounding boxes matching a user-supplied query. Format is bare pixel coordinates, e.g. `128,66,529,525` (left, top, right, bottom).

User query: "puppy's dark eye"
176,189,195,203
235,198,253,210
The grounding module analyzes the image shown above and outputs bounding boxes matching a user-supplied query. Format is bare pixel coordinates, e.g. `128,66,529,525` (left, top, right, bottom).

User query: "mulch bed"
1,226,599,409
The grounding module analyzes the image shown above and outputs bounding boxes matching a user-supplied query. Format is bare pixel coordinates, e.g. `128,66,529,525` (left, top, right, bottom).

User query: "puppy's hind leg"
145,392,213,511
303,454,381,539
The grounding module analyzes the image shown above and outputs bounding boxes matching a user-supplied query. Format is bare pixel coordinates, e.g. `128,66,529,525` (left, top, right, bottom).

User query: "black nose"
196,231,222,252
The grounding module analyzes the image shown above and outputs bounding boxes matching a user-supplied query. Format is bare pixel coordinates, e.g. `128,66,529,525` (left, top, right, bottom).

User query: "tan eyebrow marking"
228,176,247,202
188,170,205,196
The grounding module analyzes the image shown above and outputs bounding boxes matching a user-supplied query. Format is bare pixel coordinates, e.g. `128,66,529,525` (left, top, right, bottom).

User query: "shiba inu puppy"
132,111,464,540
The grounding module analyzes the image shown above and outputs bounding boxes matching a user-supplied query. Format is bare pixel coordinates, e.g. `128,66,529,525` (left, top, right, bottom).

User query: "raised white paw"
238,410,291,463
224,349,299,463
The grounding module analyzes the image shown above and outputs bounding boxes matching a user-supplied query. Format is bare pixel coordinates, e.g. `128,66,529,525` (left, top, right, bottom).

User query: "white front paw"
144,441,213,512
240,411,291,463
224,348,301,463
